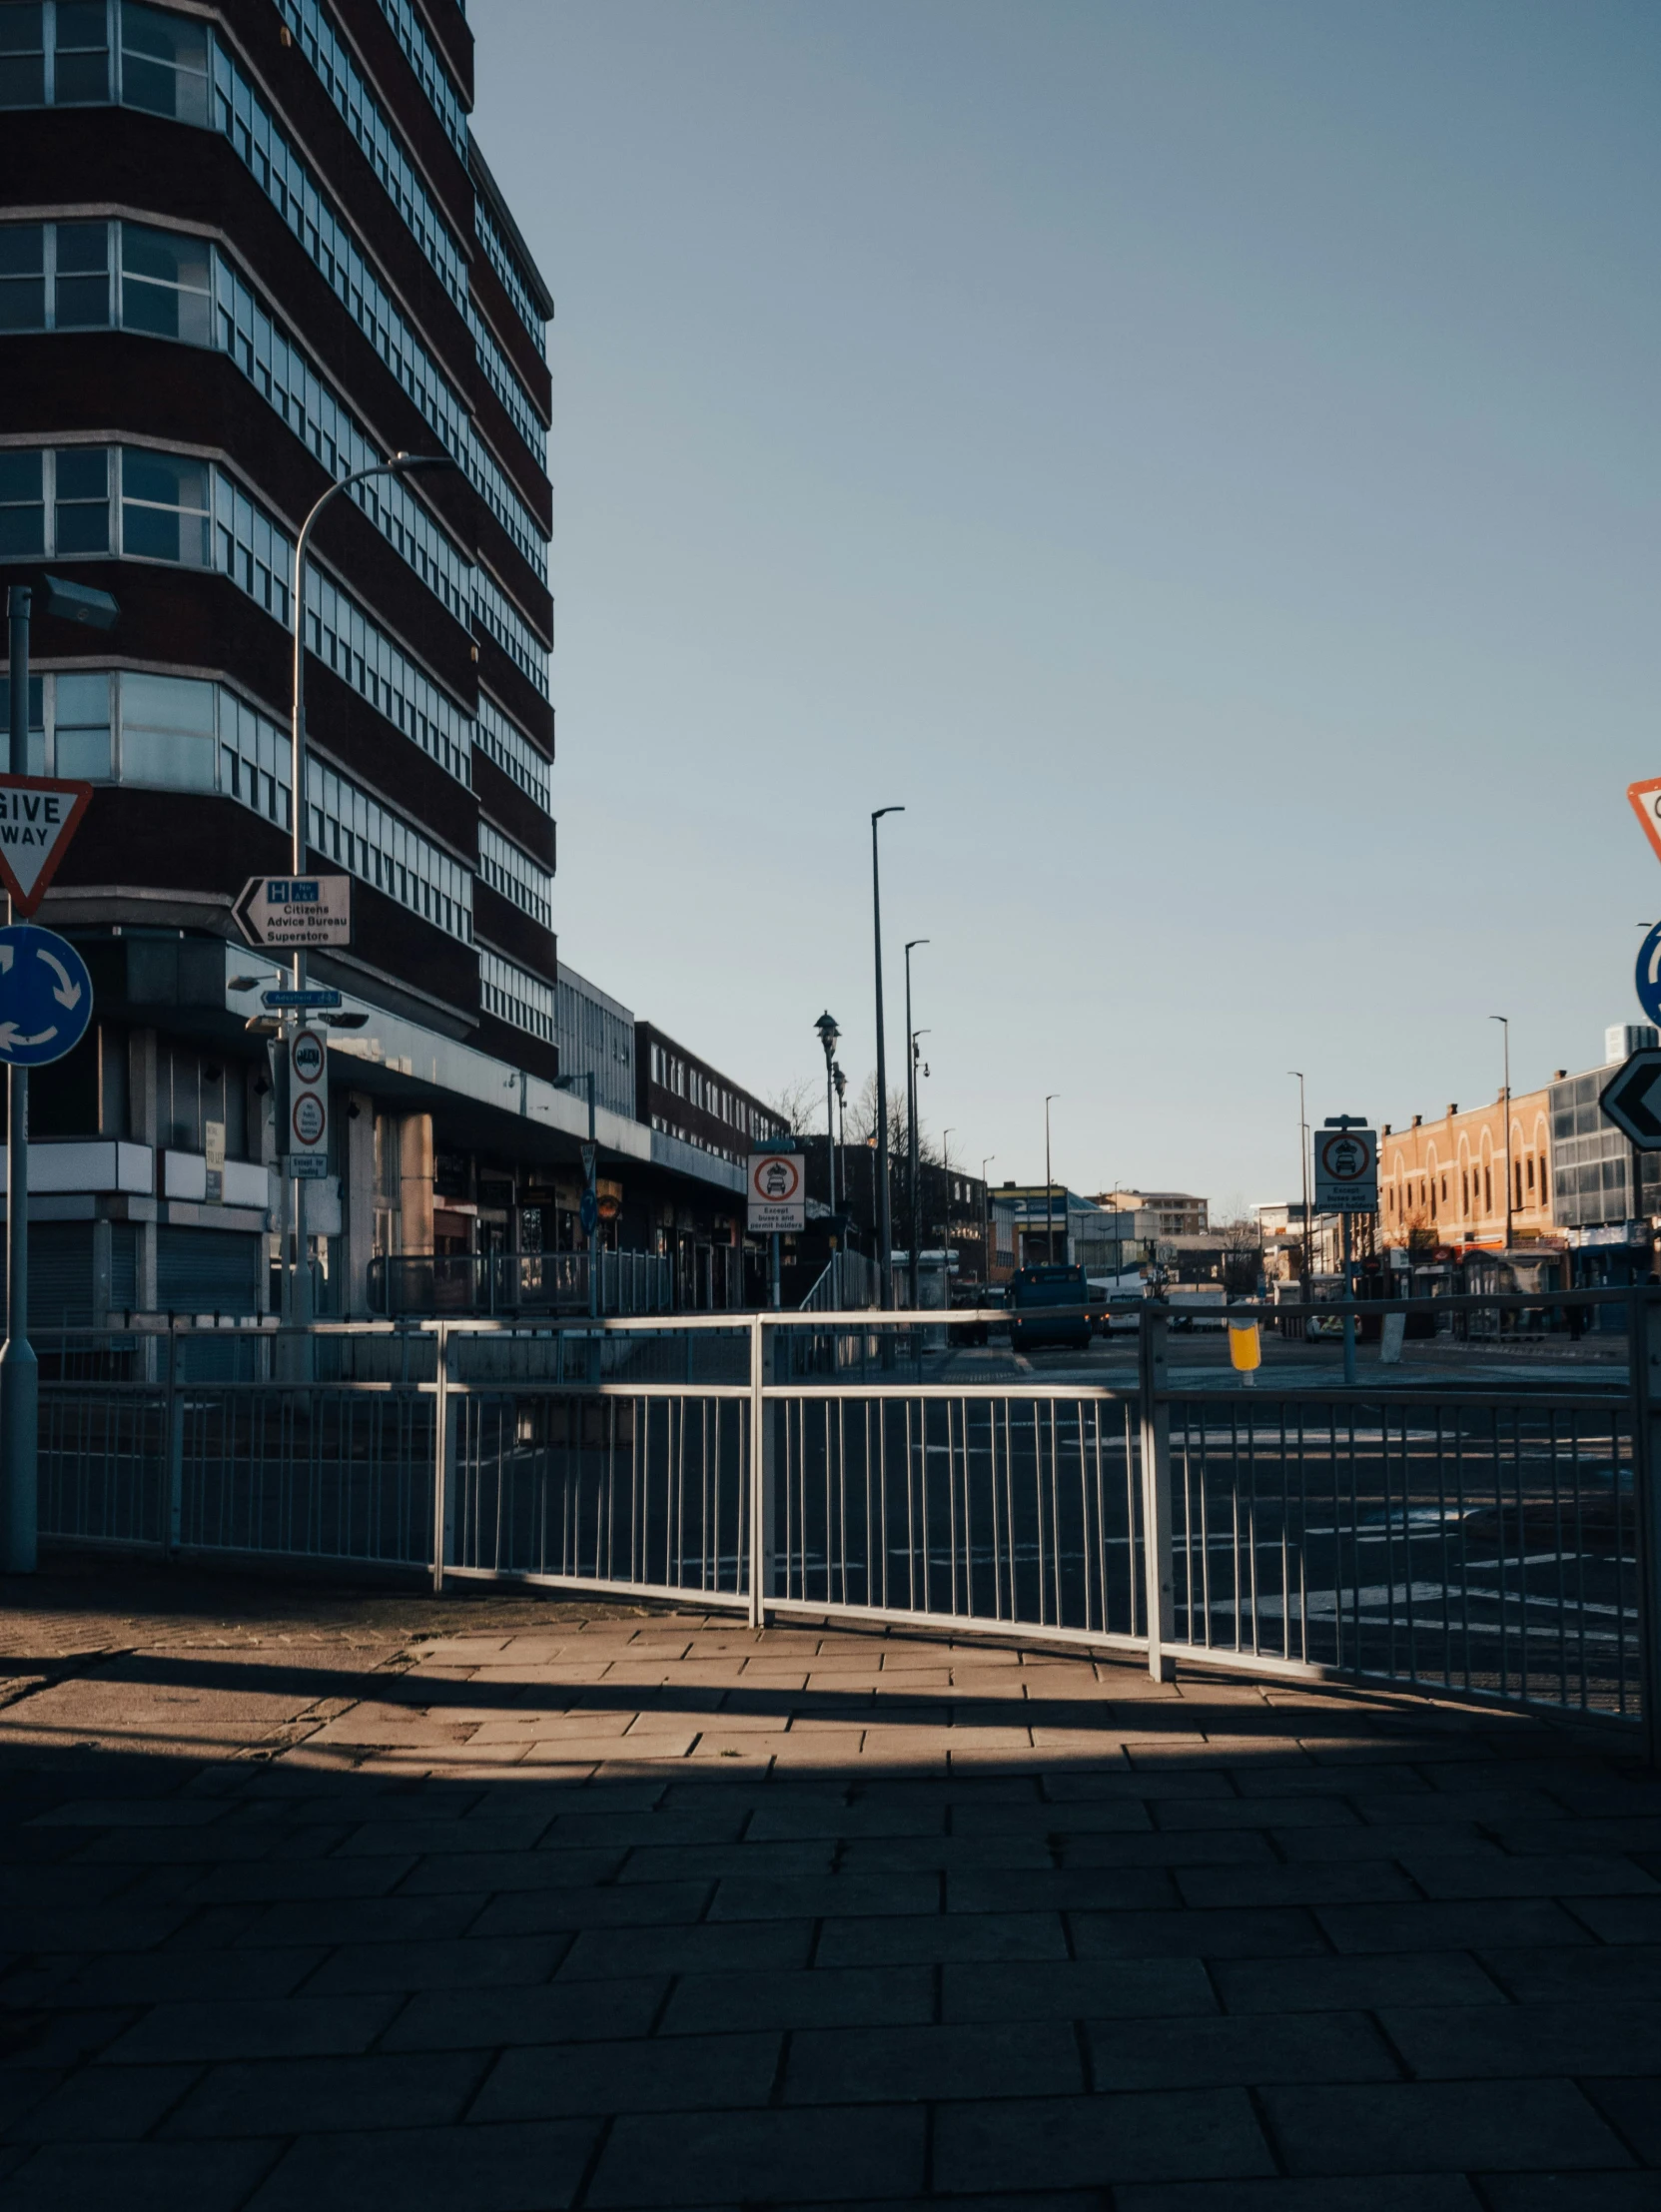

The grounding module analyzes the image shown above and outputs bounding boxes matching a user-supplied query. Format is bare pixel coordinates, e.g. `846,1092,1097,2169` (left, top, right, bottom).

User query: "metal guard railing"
32,1293,1661,1753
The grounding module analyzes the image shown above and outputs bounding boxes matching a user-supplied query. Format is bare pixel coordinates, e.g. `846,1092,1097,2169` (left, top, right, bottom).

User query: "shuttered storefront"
156,1227,262,1316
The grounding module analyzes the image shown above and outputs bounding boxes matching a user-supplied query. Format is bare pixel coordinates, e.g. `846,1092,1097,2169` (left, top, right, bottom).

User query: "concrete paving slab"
0,1560,1654,2210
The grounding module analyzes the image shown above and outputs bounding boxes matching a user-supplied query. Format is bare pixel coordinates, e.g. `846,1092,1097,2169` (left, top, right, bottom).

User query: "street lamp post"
814,1012,840,1224
1045,1095,1059,1262
832,1060,847,1197
2,584,34,1574
981,1153,996,1286
4,575,118,1574
904,939,928,1310
1289,1072,1311,1294
288,452,453,1332
870,807,903,1307
941,1127,955,1262
1491,1015,1512,1255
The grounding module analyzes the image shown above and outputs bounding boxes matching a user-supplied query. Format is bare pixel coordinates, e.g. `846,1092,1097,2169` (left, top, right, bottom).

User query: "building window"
56,0,110,102
55,445,109,552
376,0,466,155
307,756,470,942
121,446,209,562
53,668,111,779
120,0,209,125
0,223,44,327
122,668,215,789
473,565,550,697
1483,1165,1491,1212
475,691,552,808
475,193,547,349
121,220,209,342
0,449,44,554
477,822,553,929
479,947,554,1043
0,3,45,106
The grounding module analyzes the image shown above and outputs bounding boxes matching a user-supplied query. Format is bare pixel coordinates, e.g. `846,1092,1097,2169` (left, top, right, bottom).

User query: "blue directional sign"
0,924,93,1066
1636,924,1661,1028
579,1187,599,1236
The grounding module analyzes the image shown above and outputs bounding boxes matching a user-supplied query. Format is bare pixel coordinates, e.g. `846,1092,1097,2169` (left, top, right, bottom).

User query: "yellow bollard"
1228,1320,1261,1387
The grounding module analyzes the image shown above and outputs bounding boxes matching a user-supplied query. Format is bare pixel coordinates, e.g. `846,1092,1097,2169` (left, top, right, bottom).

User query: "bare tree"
1215,1212,1263,1296
846,1069,908,1158
765,1076,821,1136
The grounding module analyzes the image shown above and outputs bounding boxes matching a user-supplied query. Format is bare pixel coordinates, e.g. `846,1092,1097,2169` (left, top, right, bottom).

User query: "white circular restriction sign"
1313,1123,1377,1211
292,1032,326,1083
751,1154,802,1204
293,1092,327,1146
747,1149,805,1230
1317,1130,1368,1184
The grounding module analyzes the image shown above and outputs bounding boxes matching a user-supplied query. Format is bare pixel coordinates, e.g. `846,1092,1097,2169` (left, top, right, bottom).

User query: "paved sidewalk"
1,1561,1659,2210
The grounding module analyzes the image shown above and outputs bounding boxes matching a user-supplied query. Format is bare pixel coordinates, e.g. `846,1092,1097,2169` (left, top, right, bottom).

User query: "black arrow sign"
1600,1049,1661,1149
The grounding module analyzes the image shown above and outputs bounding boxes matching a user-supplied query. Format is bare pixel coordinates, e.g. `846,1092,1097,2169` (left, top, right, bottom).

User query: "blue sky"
469,0,1661,1210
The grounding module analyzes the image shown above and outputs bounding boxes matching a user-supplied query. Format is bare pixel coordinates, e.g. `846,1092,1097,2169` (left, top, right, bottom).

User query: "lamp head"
43,573,119,630
814,1010,839,1062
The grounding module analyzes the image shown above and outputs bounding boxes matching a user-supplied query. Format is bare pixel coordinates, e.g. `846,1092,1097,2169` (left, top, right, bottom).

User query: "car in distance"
1008,1263,1095,1352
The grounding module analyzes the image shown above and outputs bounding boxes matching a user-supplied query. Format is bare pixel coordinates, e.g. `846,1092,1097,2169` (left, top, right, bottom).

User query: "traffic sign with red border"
0,776,93,916
748,1150,805,1232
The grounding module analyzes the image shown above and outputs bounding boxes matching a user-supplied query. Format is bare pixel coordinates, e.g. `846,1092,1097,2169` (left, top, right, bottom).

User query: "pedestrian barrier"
31,1292,1661,1752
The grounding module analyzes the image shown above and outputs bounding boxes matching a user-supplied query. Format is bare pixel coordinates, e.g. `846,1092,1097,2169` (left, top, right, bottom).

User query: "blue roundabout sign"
1637,923,1661,1031
0,925,94,1066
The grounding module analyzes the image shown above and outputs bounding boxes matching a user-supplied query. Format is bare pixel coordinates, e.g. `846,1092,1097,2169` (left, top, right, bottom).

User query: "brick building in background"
1379,1089,1554,1252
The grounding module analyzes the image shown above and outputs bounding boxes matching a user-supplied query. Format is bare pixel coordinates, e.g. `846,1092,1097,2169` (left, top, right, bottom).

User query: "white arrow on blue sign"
1635,924,1661,1029
0,924,94,1066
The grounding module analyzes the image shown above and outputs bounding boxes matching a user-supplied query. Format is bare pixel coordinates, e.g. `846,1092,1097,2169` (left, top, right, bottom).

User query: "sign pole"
584,1075,596,1320
291,572,310,1335
1,585,33,1572
1341,1207,1355,1386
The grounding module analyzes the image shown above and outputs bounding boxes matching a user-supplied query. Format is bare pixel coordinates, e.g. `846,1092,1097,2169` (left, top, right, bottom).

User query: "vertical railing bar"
1049,1399,1063,1629
1380,1389,1398,1686
1511,1404,1528,1705
946,1395,959,1617
1276,1400,1291,1664
962,1395,976,1620
1077,1398,1092,1635
1093,1400,1108,1636
1246,1405,1260,1660
1006,1398,1017,1625
1569,1410,1589,1712
430,1321,448,1593
1552,1408,1570,1712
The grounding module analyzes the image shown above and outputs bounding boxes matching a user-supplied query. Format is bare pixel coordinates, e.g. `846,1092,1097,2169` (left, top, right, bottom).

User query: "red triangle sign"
0,777,94,916
1629,778,1661,865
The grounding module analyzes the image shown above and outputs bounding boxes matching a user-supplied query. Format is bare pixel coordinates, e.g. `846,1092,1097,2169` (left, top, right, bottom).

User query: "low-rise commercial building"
1379,1089,1554,1251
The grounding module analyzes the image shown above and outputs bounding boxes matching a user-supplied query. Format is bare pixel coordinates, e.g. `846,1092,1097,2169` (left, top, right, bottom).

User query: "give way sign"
0,776,93,915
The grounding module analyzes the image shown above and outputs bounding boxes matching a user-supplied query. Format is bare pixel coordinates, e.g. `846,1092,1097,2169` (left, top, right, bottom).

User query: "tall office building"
0,0,569,1314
